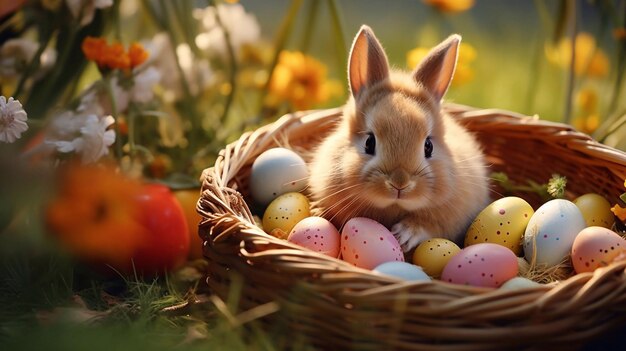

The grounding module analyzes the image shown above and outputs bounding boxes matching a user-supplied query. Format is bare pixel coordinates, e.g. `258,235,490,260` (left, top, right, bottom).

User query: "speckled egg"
288,217,340,258
341,217,404,269
573,193,615,229
465,197,534,255
262,192,310,238
523,199,586,268
373,262,431,281
249,148,309,205
571,226,626,274
412,238,461,278
441,243,518,288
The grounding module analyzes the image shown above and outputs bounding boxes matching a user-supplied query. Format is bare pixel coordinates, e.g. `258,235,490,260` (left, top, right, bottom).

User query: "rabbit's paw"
391,222,432,253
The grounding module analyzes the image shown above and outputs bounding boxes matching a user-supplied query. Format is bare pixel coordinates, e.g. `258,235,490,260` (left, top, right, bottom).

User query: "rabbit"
308,25,490,253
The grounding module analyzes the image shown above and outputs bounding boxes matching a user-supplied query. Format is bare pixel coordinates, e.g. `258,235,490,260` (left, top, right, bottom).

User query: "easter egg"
262,192,310,238
523,199,586,268
573,193,615,229
288,217,340,257
373,262,431,281
441,243,518,288
341,217,404,269
571,226,626,274
465,197,534,255
249,148,308,205
500,277,544,290
412,238,461,278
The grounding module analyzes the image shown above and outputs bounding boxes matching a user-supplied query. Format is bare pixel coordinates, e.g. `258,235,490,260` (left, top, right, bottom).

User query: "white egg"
500,277,544,290
249,148,309,205
373,262,431,281
523,199,586,267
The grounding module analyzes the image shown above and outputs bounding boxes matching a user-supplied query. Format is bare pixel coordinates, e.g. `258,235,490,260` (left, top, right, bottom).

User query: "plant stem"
210,0,238,125
104,76,123,161
257,0,304,116
301,0,320,54
328,0,347,85
563,0,577,124
13,32,54,99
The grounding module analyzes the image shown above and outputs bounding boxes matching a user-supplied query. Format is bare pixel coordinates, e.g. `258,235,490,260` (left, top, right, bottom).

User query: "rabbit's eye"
424,137,433,158
365,132,376,155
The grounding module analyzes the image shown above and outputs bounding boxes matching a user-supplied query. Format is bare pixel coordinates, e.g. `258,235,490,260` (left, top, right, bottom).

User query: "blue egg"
249,148,309,205
373,261,431,281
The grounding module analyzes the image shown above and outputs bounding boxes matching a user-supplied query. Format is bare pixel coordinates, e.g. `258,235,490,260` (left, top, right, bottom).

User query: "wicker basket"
198,104,626,350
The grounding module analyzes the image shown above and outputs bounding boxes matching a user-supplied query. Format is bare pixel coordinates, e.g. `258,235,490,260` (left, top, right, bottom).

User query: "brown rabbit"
308,25,489,252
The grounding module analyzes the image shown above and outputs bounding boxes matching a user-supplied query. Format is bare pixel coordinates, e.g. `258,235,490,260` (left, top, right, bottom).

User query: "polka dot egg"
262,192,310,238
571,226,626,274
412,238,461,278
441,243,518,288
523,199,586,268
465,197,534,255
288,217,340,258
341,217,404,269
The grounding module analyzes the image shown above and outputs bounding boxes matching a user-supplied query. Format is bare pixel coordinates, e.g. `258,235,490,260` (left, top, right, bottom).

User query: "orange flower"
81,37,149,71
545,32,610,78
267,51,341,110
423,0,474,13
612,180,626,223
45,163,148,268
128,42,148,67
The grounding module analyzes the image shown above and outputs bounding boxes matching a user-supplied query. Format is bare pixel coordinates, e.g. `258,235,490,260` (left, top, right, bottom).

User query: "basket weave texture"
198,104,626,350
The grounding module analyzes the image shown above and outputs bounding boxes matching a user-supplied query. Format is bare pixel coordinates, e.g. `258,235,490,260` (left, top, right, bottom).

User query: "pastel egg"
465,197,534,255
441,243,518,288
523,199,586,268
571,226,626,274
500,277,544,290
573,193,615,229
262,192,310,238
249,148,309,205
412,238,461,278
288,217,340,258
373,262,431,281
341,217,404,269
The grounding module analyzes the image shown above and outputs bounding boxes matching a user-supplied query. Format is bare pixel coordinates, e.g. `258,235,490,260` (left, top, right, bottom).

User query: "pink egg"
571,226,626,274
288,217,340,257
341,217,404,269
441,243,518,288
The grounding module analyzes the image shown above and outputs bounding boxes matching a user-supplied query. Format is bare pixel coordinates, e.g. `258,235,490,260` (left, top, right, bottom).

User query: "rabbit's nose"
388,169,410,189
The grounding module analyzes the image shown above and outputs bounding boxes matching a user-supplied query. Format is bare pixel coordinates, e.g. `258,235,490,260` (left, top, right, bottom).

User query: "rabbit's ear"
348,25,390,98
412,34,461,102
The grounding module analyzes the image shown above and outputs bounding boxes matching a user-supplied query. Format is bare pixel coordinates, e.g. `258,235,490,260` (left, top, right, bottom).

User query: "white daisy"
0,96,28,143
51,114,115,164
194,3,260,58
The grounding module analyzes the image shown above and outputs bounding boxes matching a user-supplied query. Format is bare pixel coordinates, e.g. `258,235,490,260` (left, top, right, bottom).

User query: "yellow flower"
545,32,610,78
423,0,474,13
267,51,339,110
572,113,600,135
612,204,626,222
45,163,148,268
572,88,600,134
576,88,598,114
407,42,476,87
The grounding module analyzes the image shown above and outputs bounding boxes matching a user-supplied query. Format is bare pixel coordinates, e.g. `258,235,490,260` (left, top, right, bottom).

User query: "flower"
612,180,626,223
266,51,341,110
0,38,57,79
572,88,600,134
407,42,476,87
66,0,113,26
194,3,261,58
545,32,610,78
423,0,474,13
0,96,28,143
45,163,147,267
49,114,115,164
82,37,149,72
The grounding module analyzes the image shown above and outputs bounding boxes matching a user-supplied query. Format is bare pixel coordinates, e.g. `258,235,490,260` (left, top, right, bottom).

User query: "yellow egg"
412,238,460,278
465,197,534,255
262,192,310,237
573,193,615,229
